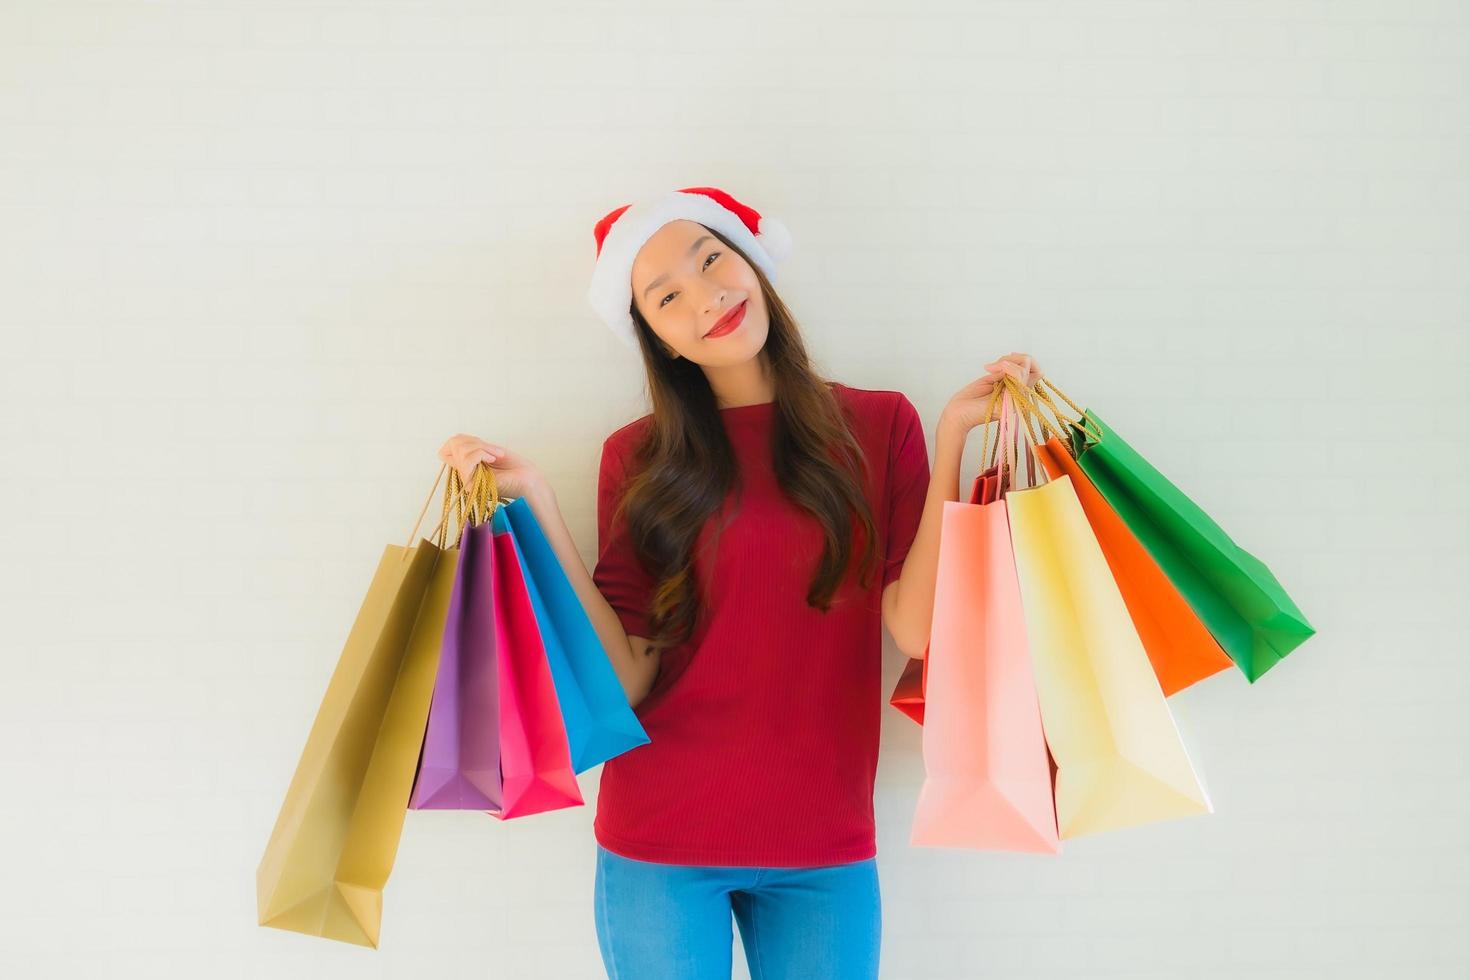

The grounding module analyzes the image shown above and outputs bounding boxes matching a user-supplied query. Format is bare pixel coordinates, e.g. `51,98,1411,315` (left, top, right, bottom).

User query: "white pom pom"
755,217,792,265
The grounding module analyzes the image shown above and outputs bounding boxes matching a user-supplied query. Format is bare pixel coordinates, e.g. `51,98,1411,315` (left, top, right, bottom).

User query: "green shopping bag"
1029,378,1314,683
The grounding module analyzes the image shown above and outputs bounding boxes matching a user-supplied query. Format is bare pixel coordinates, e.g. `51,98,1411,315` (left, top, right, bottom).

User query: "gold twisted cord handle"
980,376,1046,472
999,376,1044,446
972,372,1092,480
979,384,1004,472
401,463,455,557
989,373,1103,452
400,461,503,559
996,385,1019,490
1030,376,1103,446
451,461,502,530
997,383,1047,493
1036,375,1084,418
982,382,1029,490
982,375,1084,488
998,374,1064,447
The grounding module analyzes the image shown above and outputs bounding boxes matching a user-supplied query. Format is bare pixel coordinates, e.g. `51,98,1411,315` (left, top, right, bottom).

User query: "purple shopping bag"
407,511,503,810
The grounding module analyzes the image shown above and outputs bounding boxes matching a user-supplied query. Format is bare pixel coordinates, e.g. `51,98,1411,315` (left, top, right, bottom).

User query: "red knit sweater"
590,382,930,867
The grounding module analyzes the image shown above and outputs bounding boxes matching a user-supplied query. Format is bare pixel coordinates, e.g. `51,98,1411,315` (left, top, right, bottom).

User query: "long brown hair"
612,225,881,653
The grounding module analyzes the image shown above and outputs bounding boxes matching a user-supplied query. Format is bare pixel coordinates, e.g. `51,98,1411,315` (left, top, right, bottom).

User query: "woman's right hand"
436,433,542,501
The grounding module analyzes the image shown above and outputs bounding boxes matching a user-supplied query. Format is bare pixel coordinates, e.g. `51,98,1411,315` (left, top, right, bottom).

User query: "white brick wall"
0,0,1465,976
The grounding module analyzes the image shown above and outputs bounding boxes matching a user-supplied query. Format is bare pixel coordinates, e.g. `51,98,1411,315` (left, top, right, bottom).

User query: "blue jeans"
593,843,882,979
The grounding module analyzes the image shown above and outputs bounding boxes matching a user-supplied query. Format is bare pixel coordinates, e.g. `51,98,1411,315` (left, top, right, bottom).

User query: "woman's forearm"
516,478,646,703
888,417,967,659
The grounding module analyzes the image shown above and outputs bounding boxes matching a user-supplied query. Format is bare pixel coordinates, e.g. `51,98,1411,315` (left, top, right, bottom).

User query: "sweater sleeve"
593,434,657,638
882,393,930,589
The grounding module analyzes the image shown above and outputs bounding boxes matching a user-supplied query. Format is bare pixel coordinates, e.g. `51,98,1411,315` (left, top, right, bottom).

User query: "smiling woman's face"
630,219,769,363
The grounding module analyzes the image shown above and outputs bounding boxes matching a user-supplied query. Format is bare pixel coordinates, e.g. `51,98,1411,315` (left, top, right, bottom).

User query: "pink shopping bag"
488,504,584,819
909,390,1059,852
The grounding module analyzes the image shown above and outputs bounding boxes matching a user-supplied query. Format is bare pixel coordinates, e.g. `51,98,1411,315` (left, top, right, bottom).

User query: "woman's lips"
705,300,747,338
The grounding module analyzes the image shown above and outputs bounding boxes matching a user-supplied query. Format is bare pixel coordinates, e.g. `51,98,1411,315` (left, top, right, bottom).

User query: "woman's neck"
705,354,775,409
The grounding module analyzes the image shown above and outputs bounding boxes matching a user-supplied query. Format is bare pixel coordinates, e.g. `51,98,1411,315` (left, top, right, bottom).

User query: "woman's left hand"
940,352,1044,434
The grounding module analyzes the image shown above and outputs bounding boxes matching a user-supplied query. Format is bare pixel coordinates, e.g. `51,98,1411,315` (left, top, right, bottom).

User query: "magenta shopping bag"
488,504,583,819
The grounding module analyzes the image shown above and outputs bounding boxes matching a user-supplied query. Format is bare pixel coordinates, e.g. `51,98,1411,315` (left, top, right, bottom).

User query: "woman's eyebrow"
641,235,716,299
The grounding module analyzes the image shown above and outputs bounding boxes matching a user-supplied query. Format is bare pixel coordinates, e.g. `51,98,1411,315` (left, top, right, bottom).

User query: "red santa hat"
587,185,792,350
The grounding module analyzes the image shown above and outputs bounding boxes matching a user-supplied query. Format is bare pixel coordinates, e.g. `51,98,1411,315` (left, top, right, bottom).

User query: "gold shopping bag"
256,465,469,947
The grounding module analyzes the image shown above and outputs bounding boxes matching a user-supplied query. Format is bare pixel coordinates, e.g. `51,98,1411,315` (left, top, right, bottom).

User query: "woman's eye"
658,252,721,308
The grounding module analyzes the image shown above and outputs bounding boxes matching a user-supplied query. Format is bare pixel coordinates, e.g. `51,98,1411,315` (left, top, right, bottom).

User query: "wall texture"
0,1,1465,977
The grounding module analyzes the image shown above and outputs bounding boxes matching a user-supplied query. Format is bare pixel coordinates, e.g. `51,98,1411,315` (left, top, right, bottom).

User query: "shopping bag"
1018,402,1233,696
888,462,996,725
1002,380,1213,838
910,389,1059,852
408,470,503,811
974,461,1001,506
1035,378,1315,683
889,642,928,724
257,465,464,947
500,495,650,772
485,479,584,819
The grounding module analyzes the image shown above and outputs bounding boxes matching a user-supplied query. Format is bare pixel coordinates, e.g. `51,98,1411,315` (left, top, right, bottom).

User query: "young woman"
437,186,1041,979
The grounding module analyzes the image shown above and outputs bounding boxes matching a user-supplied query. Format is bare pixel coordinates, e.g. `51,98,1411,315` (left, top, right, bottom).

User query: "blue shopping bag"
496,497,651,771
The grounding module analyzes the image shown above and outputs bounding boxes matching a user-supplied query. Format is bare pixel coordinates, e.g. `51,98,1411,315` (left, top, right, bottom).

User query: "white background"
1,1,1466,977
